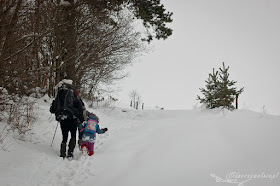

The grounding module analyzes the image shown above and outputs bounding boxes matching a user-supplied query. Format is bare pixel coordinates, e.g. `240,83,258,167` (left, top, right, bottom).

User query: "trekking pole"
51,121,59,147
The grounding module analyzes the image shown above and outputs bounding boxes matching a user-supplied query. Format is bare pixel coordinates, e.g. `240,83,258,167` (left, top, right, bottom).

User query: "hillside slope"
0,97,280,186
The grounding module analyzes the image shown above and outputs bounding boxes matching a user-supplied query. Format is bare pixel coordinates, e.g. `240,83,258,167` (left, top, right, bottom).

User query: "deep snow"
0,96,280,186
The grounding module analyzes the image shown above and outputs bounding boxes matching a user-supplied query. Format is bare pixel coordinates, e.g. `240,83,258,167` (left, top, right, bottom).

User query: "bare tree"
129,90,142,109
77,9,143,96
0,0,172,98
0,0,55,95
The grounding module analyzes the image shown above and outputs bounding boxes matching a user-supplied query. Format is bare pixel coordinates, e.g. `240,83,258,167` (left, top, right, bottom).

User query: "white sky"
117,0,280,115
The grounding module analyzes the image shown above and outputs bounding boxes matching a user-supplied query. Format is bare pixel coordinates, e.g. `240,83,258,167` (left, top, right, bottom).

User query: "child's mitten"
102,128,108,133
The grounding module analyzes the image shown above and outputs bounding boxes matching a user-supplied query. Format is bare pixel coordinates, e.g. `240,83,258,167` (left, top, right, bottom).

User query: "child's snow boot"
81,144,88,156
88,150,94,156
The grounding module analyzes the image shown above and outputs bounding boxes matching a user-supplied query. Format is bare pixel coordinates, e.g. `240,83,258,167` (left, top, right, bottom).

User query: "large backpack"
84,119,97,134
52,83,79,121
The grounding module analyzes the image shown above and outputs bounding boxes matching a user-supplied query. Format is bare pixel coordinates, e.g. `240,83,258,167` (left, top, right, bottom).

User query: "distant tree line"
0,0,173,98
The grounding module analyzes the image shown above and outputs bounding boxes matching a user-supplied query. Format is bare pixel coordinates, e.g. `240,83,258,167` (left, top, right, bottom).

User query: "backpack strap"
55,93,60,115
80,121,88,132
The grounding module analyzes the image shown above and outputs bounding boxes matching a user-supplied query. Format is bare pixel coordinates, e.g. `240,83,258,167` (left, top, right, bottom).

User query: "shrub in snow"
88,94,118,109
0,94,38,141
29,87,48,98
7,97,38,137
0,87,10,121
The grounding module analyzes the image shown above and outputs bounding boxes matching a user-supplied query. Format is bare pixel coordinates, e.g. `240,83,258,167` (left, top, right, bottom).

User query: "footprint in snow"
47,154,94,186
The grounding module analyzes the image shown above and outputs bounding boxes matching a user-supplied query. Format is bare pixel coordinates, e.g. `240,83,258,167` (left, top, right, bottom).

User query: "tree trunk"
34,0,41,87
236,94,239,109
63,0,76,82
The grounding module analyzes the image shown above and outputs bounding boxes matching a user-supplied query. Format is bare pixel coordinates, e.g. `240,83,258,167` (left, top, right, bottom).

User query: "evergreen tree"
217,62,244,109
197,62,244,110
197,68,219,109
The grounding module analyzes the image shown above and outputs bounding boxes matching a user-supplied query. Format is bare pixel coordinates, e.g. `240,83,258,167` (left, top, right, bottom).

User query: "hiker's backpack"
84,119,97,134
51,83,79,121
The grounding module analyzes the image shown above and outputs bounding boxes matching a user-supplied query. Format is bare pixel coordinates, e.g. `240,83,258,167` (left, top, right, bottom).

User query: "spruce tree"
217,62,244,109
197,68,219,109
197,62,244,110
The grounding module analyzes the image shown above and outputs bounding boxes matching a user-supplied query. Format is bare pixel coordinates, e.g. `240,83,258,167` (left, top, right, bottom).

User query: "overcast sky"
117,0,280,115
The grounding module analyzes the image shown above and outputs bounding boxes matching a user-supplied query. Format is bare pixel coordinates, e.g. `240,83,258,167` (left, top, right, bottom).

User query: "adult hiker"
50,79,84,158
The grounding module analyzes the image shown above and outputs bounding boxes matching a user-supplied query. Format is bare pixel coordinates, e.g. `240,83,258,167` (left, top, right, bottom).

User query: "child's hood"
88,115,99,123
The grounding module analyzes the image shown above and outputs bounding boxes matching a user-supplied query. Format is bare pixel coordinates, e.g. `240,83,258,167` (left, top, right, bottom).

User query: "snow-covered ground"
0,96,280,186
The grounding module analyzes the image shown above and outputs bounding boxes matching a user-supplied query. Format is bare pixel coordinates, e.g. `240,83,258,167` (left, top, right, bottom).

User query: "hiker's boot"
67,152,74,158
68,138,76,158
60,142,66,158
77,139,82,151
